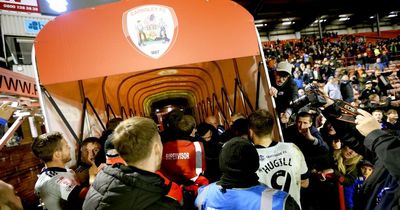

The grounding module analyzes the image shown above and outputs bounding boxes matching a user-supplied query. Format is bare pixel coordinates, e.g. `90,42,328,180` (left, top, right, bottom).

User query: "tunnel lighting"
46,0,68,13
282,21,294,25
313,19,326,23
339,17,350,21
254,19,267,23
388,12,398,18
255,23,267,28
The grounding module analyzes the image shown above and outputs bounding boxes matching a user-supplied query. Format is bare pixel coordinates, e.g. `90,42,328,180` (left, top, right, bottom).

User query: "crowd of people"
0,34,399,210
264,34,400,66
0,91,399,210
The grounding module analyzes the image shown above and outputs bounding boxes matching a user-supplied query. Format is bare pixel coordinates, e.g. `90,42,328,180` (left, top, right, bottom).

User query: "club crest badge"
124,5,178,59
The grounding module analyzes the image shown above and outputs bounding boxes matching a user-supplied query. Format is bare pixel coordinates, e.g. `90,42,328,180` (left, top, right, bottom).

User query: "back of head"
248,109,274,137
106,118,123,131
32,132,63,163
164,109,184,130
205,115,218,128
112,117,158,164
176,115,196,136
196,122,214,137
219,137,259,182
231,118,249,138
230,113,246,125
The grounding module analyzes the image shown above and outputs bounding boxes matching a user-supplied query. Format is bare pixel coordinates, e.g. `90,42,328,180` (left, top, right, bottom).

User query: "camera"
290,84,360,124
290,84,327,111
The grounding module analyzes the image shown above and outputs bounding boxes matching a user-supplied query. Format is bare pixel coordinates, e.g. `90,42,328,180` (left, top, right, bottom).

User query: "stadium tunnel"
33,0,280,144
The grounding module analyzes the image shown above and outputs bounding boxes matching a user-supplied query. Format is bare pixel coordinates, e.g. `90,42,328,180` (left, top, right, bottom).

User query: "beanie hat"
219,137,259,178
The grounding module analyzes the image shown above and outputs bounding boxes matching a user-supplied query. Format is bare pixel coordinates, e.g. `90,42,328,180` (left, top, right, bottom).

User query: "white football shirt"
34,168,79,210
256,142,308,207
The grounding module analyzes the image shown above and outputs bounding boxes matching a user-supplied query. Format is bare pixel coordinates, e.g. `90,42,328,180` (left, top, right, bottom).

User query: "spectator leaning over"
32,132,87,210
83,117,181,210
195,137,300,210
269,60,298,124
249,109,309,207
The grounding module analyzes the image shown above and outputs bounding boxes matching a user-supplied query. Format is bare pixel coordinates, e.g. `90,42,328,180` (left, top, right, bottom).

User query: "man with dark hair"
75,137,102,186
196,122,222,183
32,132,86,210
284,112,331,209
161,115,207,209
83,117,181,210
284,112,329,162
249,109,309,207
195,137,299,210
98,118,123,166
160,109,184,142
176,115,197,139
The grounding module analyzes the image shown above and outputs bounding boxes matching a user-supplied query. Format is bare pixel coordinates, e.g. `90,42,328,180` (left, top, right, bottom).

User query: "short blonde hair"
112,117,159,164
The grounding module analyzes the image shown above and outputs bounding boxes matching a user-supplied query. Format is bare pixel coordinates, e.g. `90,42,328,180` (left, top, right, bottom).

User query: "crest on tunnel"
123,5,178,59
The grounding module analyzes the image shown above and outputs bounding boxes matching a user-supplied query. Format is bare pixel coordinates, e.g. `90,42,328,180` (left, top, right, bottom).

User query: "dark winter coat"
83,165,181,210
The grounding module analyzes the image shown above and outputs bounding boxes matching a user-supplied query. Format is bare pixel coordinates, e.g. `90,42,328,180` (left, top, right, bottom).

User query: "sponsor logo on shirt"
165,152,190,160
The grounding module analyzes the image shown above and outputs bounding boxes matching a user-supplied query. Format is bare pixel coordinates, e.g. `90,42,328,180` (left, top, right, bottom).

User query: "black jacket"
321,104,399,210
356,130,400,210
340,80,354,103
83,165,181,210
284,125,330,171
270,72,299,114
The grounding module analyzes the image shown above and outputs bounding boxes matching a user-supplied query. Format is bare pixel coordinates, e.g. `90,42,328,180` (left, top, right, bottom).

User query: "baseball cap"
276,61,292,76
